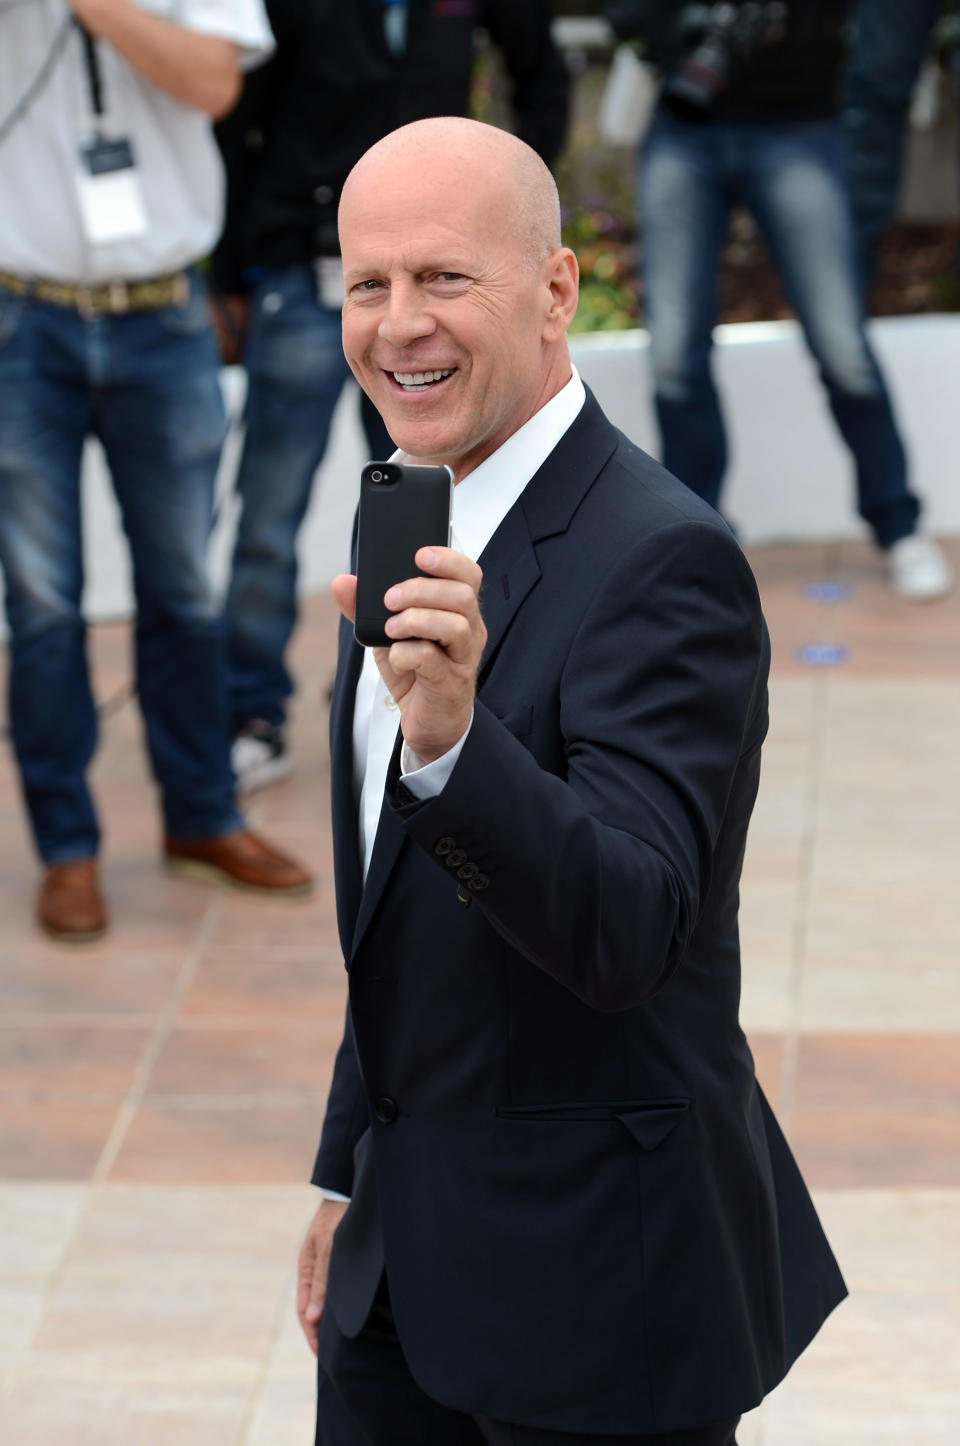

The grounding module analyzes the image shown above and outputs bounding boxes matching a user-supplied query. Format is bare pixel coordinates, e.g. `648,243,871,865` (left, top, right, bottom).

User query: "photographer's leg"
0,297,100,865
841,0,941,293
639,119,731,509
95,279,241,841
746,122,921,548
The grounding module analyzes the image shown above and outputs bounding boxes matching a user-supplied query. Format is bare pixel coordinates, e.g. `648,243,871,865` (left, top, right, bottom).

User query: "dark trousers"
316,1280,740,1446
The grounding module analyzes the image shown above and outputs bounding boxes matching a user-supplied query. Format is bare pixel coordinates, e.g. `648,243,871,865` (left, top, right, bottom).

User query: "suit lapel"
476,388,619,678
475,503,542,682
349,731,406,957
329,612,365,962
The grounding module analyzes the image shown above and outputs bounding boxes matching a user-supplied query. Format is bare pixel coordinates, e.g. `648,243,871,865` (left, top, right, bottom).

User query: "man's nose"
378,280,436,349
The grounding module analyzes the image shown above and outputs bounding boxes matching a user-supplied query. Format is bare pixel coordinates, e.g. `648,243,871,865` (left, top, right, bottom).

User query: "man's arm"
383,521,767,1013
67,0,242,117
480,0,570,166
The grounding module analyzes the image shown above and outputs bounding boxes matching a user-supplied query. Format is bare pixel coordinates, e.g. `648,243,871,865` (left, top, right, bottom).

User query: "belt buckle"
74,285,104,320
109,282,130,315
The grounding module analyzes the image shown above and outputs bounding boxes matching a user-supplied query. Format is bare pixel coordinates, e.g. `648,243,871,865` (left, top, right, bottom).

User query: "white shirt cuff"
319,1188,350,1204
400,714,473,798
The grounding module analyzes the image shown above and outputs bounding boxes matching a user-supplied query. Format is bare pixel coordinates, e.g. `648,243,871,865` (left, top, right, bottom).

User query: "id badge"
76,136,149,245
314,256,345,310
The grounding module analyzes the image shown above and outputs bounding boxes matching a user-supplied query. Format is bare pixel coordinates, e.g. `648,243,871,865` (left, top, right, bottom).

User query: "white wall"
15,313,960,625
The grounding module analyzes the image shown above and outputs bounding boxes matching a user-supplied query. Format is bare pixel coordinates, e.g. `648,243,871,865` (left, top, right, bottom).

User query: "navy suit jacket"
312,390,846,1434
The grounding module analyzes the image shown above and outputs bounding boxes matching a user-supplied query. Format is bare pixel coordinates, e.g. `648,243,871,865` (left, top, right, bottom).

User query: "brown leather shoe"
164,827,314,896
36,860,108,943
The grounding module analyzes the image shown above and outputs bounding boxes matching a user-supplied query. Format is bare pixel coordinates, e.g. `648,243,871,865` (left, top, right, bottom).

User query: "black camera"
662,3,787,118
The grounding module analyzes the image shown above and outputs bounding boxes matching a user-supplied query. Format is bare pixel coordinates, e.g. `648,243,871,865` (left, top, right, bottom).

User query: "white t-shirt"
0,0,274,282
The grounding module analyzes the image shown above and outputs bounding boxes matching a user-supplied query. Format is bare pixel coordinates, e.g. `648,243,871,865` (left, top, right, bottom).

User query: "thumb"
331,573,357,624
306,1245,328,1323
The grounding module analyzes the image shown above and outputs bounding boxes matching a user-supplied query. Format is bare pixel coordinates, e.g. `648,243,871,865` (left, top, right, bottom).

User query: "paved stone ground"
0,538,958,1444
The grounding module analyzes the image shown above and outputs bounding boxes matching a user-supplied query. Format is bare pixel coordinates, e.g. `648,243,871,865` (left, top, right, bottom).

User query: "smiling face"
338,122,578,480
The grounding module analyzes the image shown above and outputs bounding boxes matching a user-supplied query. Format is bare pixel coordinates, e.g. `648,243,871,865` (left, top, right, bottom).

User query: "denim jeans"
841,0,940,286
225,264,392,729
0,273,242,863
639,114,921,548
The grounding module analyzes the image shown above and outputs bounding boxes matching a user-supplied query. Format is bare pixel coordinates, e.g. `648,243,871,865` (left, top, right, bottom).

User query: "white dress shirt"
0,0,274,282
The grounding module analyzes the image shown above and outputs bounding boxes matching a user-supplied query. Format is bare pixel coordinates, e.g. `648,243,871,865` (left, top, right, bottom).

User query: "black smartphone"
354,461,454,647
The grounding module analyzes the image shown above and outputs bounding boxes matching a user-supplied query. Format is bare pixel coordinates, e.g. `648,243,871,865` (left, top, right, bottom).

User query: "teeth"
393,368,454,387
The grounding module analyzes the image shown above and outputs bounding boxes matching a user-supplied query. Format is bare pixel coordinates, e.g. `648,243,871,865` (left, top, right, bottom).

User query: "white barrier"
571,313,959,546
12,313,960,625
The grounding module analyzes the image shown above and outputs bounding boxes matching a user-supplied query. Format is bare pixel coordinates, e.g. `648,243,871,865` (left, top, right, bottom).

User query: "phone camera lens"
370,469,384,484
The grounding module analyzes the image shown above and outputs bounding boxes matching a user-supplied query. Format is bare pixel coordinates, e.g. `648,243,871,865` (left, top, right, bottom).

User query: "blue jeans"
639,115,921,548
841,0,940,287
0,273,242,864
225,265,392,729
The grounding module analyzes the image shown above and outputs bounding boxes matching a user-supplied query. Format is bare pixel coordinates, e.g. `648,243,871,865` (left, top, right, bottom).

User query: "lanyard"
76,19,106,129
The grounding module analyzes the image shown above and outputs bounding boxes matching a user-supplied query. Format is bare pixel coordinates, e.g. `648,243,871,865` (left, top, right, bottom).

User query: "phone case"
354,462,454,647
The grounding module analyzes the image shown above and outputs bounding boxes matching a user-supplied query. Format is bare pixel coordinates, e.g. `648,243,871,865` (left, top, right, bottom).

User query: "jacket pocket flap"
616,1102,689,1150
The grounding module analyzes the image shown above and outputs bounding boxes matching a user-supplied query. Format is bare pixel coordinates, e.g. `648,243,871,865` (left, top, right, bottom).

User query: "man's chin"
376,416,460,468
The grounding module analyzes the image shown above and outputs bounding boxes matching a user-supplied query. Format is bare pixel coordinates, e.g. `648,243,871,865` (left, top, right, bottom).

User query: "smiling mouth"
389,368,456,393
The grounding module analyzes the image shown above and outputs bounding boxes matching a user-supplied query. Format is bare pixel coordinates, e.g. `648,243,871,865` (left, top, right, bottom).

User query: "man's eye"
435,272,466,283
355,279,383,293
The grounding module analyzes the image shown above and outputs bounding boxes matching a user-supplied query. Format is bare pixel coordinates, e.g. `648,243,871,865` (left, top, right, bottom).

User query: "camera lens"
370,469,384,483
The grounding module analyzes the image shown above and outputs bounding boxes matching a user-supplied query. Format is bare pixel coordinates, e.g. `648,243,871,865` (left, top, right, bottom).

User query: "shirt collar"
443,367,585,563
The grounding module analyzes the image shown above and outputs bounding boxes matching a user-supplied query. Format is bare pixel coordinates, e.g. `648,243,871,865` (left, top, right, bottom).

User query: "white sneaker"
887,534,954,601
231,720,294,794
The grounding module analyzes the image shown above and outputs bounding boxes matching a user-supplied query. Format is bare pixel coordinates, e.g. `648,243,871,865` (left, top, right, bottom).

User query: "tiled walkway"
1,539,958,1444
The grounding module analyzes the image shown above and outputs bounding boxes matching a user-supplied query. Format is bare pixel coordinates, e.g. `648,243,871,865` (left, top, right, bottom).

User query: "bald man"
297,118,845,1446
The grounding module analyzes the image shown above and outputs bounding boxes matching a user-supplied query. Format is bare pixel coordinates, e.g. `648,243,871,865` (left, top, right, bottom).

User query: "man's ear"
542,248,580,340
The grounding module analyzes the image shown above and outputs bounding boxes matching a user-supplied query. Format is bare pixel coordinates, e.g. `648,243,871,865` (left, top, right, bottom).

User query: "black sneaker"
231,719,293,794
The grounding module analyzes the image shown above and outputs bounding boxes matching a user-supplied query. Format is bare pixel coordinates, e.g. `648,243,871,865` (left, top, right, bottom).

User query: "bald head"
340,117,562,270
337,116,579,480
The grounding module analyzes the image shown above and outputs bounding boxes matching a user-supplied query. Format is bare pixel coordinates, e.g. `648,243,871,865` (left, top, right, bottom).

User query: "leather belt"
0,269,190,318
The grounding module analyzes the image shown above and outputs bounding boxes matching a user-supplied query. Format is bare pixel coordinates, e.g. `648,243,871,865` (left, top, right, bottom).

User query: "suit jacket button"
468,873,490,892
457,862,479,881
446,849,468,868
374,1097,398,1125
456,884,472,907
434,837,456,858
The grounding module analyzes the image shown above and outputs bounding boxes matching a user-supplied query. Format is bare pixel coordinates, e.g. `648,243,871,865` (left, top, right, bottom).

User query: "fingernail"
384,587,400,608
420,549,437,568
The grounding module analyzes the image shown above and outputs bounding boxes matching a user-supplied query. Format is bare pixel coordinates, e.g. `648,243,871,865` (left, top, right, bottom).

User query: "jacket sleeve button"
468,873,490,892
457,862,479,881
446,849,468,868
434,837,456,857
456,884,472,907
374,1097,398,1124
